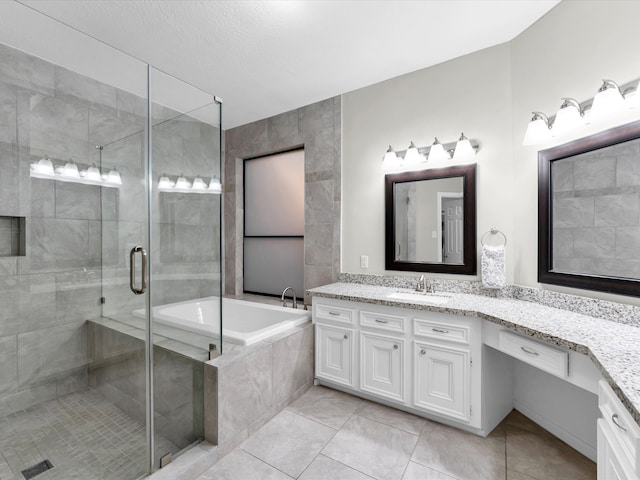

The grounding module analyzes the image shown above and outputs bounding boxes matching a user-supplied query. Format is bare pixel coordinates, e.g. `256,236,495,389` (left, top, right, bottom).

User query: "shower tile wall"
552,137,640,278
0,41,221,421
224,97,341,302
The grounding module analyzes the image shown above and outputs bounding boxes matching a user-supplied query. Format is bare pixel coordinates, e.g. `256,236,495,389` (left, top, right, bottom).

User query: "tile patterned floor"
0,389,177,480
196,386,596,480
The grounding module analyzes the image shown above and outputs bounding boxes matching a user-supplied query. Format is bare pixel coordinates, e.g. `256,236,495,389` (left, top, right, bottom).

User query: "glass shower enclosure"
0,8,221,479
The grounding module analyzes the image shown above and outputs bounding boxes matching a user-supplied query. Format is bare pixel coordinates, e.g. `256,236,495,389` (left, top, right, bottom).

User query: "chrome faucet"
281,287,298,309
416,275,430,293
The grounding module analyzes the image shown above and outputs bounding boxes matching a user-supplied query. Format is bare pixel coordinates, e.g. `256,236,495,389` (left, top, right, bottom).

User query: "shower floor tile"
0,389,177,480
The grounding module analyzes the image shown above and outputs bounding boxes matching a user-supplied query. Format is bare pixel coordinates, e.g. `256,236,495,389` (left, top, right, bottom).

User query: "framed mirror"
538,120,640,296
385,164,477,274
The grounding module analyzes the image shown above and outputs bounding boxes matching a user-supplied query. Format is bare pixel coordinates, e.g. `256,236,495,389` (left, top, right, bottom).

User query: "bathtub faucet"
281,287,298,309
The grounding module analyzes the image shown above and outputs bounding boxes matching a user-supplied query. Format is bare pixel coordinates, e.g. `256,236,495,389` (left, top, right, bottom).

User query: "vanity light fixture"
590,79,625,120
60,161,81,180
157,175,222,194
453,133,476,163
382,135,479,171
30,156,55,176
427,138,450,163
522,76,640,145
522,112,551,145
30,157,122,188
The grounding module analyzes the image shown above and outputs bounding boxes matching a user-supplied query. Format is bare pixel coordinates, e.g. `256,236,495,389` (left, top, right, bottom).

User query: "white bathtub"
133,296,310,346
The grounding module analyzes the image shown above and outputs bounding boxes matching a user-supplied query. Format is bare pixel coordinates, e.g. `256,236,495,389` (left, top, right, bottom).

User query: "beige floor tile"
288,385,363,429
412,422,506,480
240,409,336,478
504,410,547,435
299,454,373,480
506,424,596,480
356,400,428,435
322,414,418,480
506,469,537,480
197,449,292,480
402,461,458,479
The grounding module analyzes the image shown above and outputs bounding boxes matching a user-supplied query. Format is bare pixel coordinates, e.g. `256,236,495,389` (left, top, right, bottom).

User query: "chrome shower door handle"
129,246,147,295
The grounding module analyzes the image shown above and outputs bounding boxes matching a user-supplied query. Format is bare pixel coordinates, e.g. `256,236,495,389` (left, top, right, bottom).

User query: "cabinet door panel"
414,341,470,422
361,332,404,402
598,419,638,480
316,324,354,387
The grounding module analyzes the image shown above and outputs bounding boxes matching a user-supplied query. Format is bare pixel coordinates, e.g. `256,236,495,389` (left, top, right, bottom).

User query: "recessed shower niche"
0,216,25,256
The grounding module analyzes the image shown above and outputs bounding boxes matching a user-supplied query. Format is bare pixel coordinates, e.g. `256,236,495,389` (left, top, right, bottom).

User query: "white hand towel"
481,244,506,289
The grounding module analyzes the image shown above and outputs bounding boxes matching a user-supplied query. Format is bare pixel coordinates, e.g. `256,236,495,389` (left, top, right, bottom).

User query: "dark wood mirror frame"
538,120,640,297
385,164,477,274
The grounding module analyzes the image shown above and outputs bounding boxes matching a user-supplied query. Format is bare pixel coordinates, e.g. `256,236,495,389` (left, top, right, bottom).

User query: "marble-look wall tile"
217,346,273,445
305,180,335,224
572,227,615,259
272,325,314,406
17,321,87,388
305,223,333,267
29,178,55,218
0,142,19,217
55,270,101,323
594,193,640,226
616,152,640,186
55,66,117,110
0,43,55,95
553,196,594,228
0,335,17,397
0,82,17,145
573,154,616,190
615,226,640,258
552,159,573,192
55,182,101,220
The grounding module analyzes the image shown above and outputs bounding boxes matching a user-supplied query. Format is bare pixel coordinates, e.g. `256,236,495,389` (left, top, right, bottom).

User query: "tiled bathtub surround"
224,98,341,303
337,273,640,327
308,281,640,428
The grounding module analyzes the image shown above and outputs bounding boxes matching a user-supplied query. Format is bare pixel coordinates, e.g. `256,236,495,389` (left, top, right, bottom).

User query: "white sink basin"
386,291,451,305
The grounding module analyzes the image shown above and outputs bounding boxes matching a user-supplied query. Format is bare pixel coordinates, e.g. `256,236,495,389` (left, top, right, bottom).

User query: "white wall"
342,43,513,279
342,0,640,304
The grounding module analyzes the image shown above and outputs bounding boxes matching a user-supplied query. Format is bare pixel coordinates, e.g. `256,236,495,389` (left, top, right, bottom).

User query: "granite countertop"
307,282,640,426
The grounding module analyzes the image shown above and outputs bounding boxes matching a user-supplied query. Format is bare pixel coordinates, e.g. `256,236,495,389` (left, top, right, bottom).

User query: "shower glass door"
148,68,222,469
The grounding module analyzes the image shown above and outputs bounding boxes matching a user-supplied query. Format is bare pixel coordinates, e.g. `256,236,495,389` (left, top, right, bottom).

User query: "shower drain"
21,460,53,479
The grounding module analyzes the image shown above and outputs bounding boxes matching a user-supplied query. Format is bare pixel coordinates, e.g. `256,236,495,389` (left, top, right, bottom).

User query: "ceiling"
18,0,559,129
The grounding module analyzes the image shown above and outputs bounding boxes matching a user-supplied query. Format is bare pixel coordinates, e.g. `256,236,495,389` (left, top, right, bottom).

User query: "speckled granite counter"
307,282,640,427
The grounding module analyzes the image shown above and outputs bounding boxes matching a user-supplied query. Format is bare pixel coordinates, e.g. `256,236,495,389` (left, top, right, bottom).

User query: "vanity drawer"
360,310,406,334
498,330,568,378
315,303,355,325
413,318,470,345
599,379,640,472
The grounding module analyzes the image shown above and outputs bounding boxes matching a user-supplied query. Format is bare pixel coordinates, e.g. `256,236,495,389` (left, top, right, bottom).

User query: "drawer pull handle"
432,328,449,334
420,349,426,355
343,334,348,340
520,346,539,356
329,311,340,316
375,319,388,324
612,413,627,432
393,344,398,350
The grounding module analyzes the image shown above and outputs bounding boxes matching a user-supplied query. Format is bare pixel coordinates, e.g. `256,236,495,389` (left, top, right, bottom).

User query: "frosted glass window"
245,150,304,236
244,149,304,298
244,238,304,296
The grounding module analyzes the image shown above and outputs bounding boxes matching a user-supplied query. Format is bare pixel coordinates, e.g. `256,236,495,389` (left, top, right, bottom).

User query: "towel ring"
481,227,507,246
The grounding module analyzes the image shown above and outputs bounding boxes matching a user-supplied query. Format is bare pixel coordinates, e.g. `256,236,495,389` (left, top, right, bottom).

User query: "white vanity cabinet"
598,380,640,480
313,297,482,431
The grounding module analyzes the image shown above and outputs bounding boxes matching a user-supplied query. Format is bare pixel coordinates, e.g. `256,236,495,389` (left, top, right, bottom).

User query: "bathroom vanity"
308,282,640,479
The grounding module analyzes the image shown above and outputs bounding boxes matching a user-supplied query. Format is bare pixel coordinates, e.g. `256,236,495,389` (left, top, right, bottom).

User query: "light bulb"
158,176,174,190
31,157,55,176
175,176,191,190
209,178,222,194
522,112,551,146
192,177,207,190
382,145,399,168
84,166,101,182
427,138,450,163
453,133,475,163
403,141,424,165
552,98,583,136
61,161,80,179
590,80,625,120
104,169,122,186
